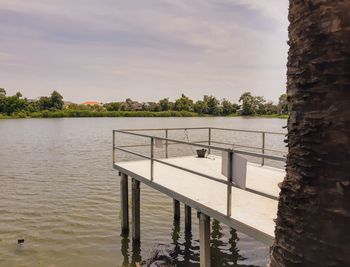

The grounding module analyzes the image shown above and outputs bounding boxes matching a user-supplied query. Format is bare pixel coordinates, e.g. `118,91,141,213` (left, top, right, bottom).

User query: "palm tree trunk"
271,1,350,266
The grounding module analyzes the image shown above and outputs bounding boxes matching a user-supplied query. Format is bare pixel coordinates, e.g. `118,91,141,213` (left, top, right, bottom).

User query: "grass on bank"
0,110,289,119
0,110,198,119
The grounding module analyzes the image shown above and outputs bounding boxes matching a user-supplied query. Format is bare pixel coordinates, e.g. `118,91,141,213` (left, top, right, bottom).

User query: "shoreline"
0,111,288,120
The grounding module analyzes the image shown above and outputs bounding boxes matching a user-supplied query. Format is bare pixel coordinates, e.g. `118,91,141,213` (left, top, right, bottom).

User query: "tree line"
0,88,288,118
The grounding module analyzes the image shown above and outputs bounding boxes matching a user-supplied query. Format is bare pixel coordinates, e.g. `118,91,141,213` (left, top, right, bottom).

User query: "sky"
0,0,289,103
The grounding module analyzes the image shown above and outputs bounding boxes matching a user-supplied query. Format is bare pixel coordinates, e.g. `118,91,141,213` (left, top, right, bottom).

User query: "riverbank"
0,110,288,119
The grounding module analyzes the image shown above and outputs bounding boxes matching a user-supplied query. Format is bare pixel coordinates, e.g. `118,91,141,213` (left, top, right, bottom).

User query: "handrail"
210,140,286,154
119,127,210,132
210,127,285,135
113,127,286,216
113,129,285,161
113,130,233,153
118,140,208,149
119,126,285,136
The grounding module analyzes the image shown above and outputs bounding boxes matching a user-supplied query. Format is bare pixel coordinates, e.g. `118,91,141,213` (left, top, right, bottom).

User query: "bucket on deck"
196,149,207,158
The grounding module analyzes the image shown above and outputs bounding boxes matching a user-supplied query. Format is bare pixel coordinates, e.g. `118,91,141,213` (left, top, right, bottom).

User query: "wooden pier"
113,127,286,266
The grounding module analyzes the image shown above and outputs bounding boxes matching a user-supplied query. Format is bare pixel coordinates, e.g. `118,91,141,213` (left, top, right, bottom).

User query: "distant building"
82,101,101,106
124,98,143,111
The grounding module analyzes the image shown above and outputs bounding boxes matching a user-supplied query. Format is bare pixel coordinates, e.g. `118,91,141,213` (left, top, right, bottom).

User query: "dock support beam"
132,178,140,243
185,205,191,230
173,200,180,221
199,213,211,267
120,173,129,235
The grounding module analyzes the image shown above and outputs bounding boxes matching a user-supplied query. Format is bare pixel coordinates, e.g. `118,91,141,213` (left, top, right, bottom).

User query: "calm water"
0,117,286,267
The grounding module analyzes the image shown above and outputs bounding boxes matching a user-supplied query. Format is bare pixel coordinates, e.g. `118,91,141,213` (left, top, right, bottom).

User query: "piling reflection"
211,220,246,266
121,220,251,266
121,234,142,267
228,227,245,264
121,234,130,267
171,219,181,259
131,241,142,266
170,219,199,266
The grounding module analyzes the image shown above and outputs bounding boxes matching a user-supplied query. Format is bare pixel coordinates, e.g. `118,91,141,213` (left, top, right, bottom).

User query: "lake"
0,117,287,267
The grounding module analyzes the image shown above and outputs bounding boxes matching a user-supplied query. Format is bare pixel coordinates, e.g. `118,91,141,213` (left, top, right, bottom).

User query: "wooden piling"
185,205,191,230
132,178,141,242
173,200,180,221
120,173,129,235
199,213,211,267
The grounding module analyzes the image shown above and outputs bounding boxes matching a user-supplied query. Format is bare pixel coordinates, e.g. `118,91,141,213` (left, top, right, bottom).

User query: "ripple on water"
0,118,286,266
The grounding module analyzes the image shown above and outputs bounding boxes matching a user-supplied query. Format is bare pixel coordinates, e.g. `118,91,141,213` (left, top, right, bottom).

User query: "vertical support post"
120,173,129,235
173,199,180,221
208,128,211,155
199,213,211,267
151,137,154,181
132,178,140,243
262,132,266,166
113,130,116,163
227,151,233,217
185,205,191,230
165,129,168,159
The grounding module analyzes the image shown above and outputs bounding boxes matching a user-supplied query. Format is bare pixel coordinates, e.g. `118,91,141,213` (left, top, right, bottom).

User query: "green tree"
87,104,105,112
277,93,288,114
50,91,64,110
159,98,171,111
0,88,6,113
239,92,256,115
221,99,237,115
263,101,278,115
255,96,266,115
143,102,160,112
103,102,122,111
0,88,6,98
203,95,220,115
66,103,89,110
37,96,52,110
2,92,27,115
239,92,268,115
174,94,193,112
194,100,207,114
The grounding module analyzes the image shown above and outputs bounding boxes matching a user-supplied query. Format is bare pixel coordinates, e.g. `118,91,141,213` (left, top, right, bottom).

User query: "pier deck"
113,127,286,265
114,155,284,245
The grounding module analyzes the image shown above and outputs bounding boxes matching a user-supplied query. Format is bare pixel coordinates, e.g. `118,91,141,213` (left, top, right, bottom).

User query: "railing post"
151,137,154,181
113,130,116,164
262,132,265,166
208,128,211,155
227,151,233,217
165,129,168,159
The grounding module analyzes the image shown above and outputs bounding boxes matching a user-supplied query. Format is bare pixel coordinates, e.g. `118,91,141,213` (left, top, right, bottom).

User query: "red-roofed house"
82,101,101,106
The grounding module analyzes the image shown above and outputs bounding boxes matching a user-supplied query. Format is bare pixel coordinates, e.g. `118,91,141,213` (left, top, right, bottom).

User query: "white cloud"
0,0,289,103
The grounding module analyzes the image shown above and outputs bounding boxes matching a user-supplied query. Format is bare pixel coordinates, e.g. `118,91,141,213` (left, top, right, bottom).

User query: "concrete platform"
114,155,285,245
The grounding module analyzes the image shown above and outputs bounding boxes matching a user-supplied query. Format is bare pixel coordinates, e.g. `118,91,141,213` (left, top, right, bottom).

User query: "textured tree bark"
271,1,350,266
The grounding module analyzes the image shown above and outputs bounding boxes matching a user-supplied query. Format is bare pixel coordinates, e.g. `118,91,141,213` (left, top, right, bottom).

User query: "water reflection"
211,220,246,266
170,219,199,266
121,234,142,267
121,234,130,266
123,219,252,266
131,241,142,266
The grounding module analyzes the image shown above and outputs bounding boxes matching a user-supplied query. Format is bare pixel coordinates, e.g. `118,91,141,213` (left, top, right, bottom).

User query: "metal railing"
113,127,286,217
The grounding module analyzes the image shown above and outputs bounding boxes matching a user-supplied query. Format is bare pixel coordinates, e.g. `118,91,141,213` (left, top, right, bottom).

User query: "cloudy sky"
0,0,289,103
